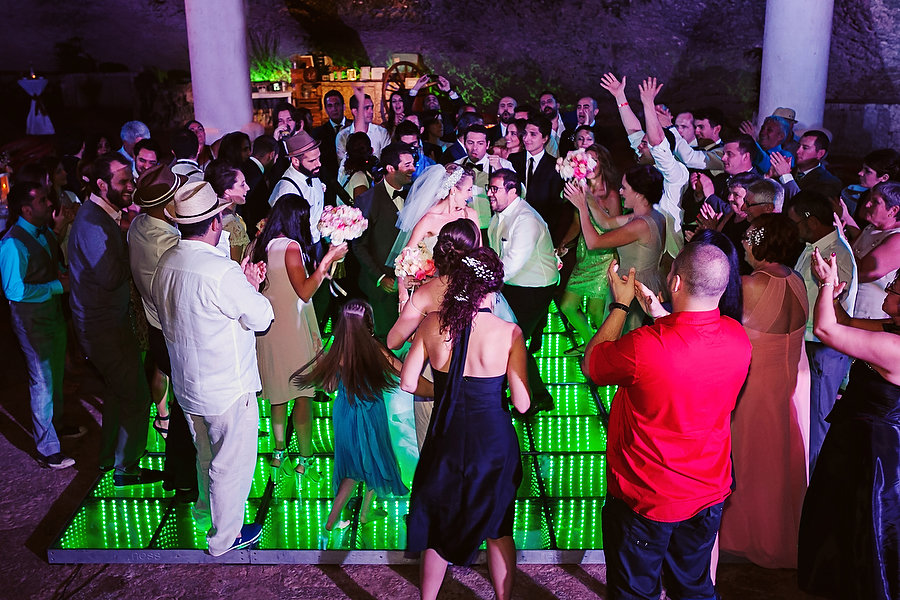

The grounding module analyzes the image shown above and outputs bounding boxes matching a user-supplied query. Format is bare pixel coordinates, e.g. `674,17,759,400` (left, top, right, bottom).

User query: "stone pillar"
184,0,253,143
758,0,834,130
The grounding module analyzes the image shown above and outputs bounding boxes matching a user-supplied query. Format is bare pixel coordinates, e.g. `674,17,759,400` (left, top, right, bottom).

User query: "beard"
106,184,132,209
541,105,556,118
498,110,514,124
298,164,321,179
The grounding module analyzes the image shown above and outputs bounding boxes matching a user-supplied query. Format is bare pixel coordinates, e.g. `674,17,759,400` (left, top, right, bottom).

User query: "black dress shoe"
113,468,164,487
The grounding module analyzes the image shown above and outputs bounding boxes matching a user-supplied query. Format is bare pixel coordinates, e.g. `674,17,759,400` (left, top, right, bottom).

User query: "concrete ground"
0,304,822,600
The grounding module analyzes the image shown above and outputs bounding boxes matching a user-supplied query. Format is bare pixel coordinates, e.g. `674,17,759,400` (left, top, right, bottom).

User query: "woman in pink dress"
719,213,810,568
251,194,347,482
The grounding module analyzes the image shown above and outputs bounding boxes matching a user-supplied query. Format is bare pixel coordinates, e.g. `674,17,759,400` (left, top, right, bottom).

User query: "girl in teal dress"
293,300,433,548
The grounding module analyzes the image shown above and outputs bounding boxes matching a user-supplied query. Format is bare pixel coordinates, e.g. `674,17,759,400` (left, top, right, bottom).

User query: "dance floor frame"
48,306,615,564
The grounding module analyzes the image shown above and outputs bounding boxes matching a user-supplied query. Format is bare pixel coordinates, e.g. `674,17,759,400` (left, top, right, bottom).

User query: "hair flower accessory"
744,226,765,246
462,256,491,279
437,167,466,198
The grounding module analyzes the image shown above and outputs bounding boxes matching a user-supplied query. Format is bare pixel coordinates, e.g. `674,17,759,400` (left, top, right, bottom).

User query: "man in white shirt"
336,86,390,161
170,128,204,183
268,131,325,247
787,191,857,474
487,168,559,412
455,124,514,230
602,74,688,258
152,181,274,557
127,163,197,500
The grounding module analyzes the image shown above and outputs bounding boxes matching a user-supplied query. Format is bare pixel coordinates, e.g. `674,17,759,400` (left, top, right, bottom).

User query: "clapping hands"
241,256,267,288
607,260,637,306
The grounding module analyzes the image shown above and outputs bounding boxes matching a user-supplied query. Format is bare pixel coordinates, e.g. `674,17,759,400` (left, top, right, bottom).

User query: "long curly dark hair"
250,193,316,286
292,300,399,403
433,218,480,275
439,247,504,341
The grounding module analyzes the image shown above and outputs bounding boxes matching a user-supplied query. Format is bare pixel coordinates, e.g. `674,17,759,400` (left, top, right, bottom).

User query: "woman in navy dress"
400,247,531,600
798,249,900,600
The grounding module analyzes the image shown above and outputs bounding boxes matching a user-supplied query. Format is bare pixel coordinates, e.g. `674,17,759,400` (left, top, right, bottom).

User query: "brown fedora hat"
134,163,187,208
284,131,321,157
165,181,233,224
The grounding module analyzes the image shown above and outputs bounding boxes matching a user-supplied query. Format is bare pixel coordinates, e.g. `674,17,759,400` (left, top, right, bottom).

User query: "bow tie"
392,189,408,200
464,161,483,172
306,176,314,186
34,226,49,237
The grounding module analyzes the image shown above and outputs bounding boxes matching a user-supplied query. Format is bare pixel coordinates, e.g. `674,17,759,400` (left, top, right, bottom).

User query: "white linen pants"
186,392,259,556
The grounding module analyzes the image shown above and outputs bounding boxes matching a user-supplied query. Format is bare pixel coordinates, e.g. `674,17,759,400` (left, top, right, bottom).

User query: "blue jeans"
602,495,722,600
9,298,67,457
806,341,851,475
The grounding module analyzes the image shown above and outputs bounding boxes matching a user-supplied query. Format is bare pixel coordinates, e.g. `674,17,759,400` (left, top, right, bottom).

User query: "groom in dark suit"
351,142,415,339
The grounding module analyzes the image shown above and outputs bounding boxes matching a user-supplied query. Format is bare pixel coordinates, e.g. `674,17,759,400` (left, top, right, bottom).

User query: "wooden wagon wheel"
381,61,424,120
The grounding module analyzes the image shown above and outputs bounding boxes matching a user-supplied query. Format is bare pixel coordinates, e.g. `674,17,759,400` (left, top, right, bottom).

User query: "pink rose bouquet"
394,242,437,282
555,148,597,183
317,205,368,245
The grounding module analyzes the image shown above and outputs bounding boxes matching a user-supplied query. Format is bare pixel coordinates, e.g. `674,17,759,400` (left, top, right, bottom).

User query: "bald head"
672,243,730,300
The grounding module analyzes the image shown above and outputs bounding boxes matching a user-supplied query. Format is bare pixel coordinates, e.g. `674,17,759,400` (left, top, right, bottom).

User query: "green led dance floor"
49,307,615,564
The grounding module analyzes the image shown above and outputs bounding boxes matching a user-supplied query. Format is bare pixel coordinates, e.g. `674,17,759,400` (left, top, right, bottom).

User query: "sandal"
295,454,321,483
153,415,170,439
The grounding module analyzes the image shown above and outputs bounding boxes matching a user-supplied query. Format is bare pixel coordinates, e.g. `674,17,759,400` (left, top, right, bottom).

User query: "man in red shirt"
584,243,751,600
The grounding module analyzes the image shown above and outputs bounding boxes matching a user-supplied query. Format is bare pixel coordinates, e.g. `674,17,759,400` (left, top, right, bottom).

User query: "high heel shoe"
295,455,321,483
270,447,287,481
318,519,351,550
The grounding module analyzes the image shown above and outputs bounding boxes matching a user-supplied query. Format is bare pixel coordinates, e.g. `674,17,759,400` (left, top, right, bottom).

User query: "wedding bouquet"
317,205,368,245
394,242,436,282
555,148,597,182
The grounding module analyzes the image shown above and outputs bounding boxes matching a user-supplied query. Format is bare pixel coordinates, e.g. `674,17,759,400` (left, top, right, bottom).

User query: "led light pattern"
52,305,622,557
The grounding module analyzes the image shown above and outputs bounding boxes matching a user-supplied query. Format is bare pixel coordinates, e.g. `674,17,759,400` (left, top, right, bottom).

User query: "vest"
2,224,60,285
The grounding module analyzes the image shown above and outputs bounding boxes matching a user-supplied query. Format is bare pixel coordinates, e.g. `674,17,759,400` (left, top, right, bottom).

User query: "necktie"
464,161,483,172
526,157,534,192
796,170,806,180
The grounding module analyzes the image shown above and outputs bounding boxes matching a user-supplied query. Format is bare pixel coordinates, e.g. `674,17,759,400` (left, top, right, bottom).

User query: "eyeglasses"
487,185,502,194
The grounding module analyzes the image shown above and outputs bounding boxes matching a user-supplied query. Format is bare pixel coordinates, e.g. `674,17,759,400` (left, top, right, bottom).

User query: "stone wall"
4,0,900,153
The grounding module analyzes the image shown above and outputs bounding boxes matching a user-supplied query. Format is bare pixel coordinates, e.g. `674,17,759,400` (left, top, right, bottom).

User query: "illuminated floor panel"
50,306,618,564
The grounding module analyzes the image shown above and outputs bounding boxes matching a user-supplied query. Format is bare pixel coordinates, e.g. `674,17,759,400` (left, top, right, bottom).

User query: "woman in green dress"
559,144,621,355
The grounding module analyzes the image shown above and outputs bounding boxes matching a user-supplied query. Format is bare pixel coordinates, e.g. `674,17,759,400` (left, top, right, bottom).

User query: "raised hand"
769,152,792,177
599,73,627,101
811,247,846,299
437,76,451,92
656,105,674,128
691,172,715,201
638,77,664,106
697,202,723,230
739,119,758,138
411,74,430,92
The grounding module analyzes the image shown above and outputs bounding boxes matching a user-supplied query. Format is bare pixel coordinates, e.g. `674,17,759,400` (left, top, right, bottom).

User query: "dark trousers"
602,495,722,600
75,320,150,472
806,340,851,475
502,282,557,403
148,326,198,490
9,299,66,457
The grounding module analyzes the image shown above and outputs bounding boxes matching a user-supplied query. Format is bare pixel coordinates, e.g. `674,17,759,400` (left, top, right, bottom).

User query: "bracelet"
818,282,834,289
617,101,629,108
610,302,630,312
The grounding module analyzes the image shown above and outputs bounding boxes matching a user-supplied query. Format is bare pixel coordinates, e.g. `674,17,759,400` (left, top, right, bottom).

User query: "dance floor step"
49,305,615,564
